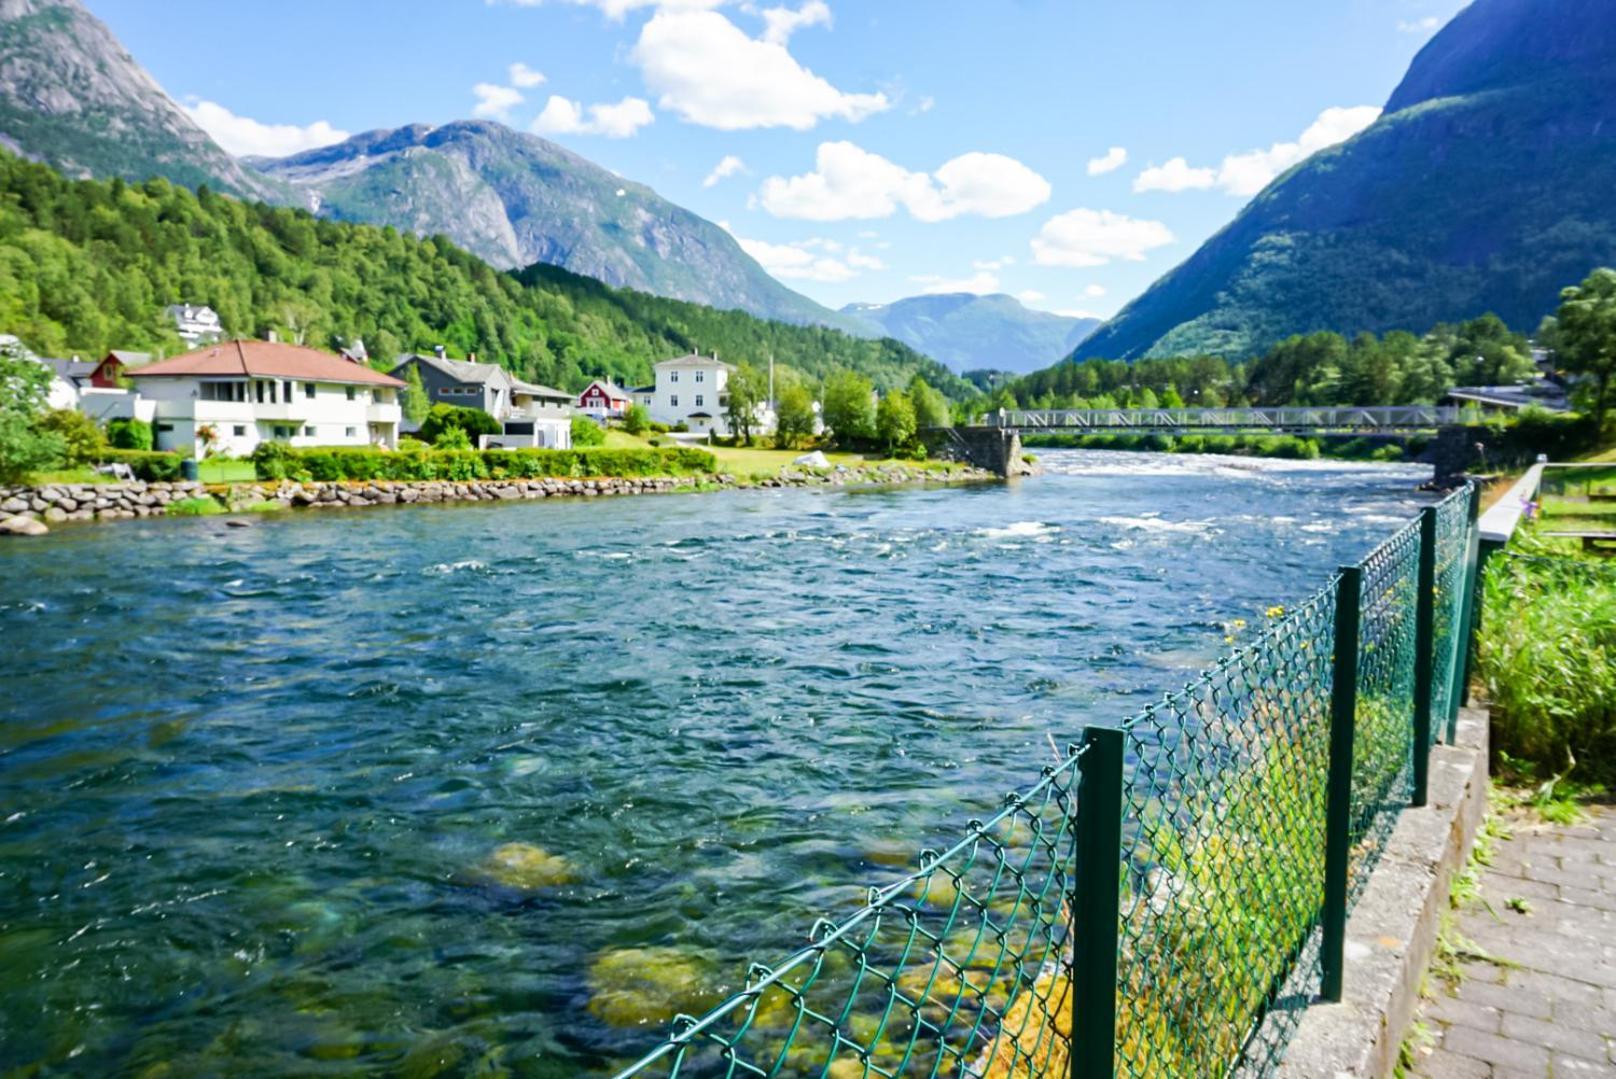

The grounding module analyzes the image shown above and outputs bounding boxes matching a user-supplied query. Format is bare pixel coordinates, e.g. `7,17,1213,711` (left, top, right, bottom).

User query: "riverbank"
1023,430,1419,462
0,461,993,535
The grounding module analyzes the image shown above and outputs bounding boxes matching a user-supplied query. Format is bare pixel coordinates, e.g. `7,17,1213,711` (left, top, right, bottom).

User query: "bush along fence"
608,483,1481,1079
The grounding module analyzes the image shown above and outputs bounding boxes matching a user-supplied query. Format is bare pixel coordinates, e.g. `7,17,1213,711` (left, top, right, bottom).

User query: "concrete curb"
1278,706,1490,1078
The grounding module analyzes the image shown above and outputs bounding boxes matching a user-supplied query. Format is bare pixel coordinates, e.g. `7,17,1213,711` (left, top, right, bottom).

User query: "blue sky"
90,0,1469,319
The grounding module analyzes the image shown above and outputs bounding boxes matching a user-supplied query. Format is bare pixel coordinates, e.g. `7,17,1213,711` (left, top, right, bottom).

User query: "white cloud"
1398,16,1441,34
472,82,525,119
491,0,725,18
1135,105,1383,198
1031,209,1174,268
759,141,1050,222
911,271,1000,295
1054,308,1105,320
183,100,350,158
760,0,831,44
1083,284,1107,298
1216,105,1381,195
1086,146,1127,176
911,95,936,115
973,256,1014,271
1133,156,1216,193
703,154,748,187
1017,289,1046,304
731,231,882,283
508,62,548,88
632,9,887,130
532,95,656,138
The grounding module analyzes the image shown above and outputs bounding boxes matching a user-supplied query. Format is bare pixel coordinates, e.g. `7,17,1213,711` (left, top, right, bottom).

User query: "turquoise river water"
0,451,1431,1076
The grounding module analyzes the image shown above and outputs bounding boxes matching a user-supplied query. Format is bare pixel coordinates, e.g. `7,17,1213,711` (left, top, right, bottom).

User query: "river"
0,451,1429,1075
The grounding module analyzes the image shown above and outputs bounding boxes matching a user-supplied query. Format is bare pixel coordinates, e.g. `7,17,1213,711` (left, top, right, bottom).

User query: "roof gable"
128,340,405,387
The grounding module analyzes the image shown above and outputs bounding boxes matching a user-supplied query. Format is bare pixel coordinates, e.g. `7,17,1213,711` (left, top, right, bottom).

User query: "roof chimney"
265,329,278,343
468,351,477,363
434,345,447,359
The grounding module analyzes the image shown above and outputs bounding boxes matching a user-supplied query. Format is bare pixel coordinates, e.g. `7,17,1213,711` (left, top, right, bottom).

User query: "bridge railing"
604,484,1481,1079
997,405,1469,431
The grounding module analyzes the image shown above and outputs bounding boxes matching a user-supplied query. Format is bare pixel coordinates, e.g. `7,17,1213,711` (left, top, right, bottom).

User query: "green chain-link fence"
611,484,1478,1079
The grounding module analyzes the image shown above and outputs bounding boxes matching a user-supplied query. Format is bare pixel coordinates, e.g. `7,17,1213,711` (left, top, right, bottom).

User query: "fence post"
1072,725,1124,1079
1413,507,1437,804
1322,565,1362,1002
1453,481,1484,732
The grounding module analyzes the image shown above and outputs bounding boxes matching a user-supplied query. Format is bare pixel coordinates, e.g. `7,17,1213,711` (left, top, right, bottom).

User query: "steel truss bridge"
994,405,1479,435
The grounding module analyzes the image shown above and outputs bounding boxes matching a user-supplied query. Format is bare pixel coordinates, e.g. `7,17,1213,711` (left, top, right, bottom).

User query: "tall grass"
1477,545,1616,782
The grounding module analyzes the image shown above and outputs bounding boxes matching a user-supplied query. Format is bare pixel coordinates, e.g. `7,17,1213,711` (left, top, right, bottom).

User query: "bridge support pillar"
932,427,1033,478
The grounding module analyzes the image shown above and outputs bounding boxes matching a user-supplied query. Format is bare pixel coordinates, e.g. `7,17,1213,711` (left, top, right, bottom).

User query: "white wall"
140,376,399,457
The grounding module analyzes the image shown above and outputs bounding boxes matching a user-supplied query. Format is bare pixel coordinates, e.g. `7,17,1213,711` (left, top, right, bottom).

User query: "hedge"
97,449,184,481
252,445,717,483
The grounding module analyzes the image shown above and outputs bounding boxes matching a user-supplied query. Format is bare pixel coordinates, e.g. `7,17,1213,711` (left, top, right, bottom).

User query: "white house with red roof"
126,340,405,458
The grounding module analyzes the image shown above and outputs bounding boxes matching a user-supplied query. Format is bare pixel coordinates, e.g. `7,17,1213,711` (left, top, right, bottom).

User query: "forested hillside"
973,315,1535,411
0,152,966,395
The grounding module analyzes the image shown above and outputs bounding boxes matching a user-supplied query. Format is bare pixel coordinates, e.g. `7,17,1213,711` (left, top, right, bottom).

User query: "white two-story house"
126,340,404,458
645,352,773,436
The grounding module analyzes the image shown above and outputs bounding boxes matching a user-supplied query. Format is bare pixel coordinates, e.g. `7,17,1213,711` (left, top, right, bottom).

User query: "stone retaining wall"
0,463,989,536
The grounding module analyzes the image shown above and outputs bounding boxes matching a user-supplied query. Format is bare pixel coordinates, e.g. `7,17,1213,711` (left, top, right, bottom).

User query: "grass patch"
244,500,286,514
1476,542,1616,784
166,496,223,517
603,429,967,481
196,459,258,483
27,467,120,485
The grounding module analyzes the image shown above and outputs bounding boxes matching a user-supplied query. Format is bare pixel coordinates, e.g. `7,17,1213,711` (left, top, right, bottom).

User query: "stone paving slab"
1410,804,1616,1077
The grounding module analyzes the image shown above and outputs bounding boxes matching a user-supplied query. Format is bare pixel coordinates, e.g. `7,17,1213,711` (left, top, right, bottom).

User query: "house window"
345,426,357,438
669,371,679,383
346,386,356,401
695,394,704,408
695,371,705,383
255,381,266,404
670,394,678,407
283,380,293,402
304,426,315,437
156,423,174,433
305,382,316,399
233,425,246,437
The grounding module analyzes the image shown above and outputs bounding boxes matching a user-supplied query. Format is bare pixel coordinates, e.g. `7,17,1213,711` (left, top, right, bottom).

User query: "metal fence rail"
998,406,1471,434
611,484,1478,1079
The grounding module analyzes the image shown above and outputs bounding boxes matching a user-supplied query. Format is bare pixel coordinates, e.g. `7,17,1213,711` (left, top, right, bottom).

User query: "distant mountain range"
252,121,864,333
1075,0,1616,362
0,0,866,336
841,293,1099,374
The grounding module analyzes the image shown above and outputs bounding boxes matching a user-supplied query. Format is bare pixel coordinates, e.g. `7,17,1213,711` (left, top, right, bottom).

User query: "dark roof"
38,357,99,381
128,340,405,386
105,350,150,366
512,378,571,400
393,352,509,386
1444,383,1569,412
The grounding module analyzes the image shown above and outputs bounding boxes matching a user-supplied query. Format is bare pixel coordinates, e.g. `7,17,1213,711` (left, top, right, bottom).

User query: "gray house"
391,348,574,448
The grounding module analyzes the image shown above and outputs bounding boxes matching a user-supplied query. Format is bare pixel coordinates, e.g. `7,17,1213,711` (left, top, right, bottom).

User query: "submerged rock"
587,946,713,1028
0,515,47,536
477,842,578,890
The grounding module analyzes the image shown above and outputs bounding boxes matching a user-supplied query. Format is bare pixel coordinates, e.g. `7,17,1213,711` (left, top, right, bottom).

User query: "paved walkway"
1412,803,1616,1077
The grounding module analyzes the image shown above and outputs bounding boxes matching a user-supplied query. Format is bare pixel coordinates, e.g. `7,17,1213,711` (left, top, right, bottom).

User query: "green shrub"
251,441,303,481
433,425,473,450
37,409,106,466
1478,549,1616,782
418,404,501,445
622,403,652,435
106,417,153,451
571,414,606,447
100,448,183,481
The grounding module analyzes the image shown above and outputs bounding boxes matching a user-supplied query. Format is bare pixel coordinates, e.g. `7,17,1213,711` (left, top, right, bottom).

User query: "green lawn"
198,459,257,483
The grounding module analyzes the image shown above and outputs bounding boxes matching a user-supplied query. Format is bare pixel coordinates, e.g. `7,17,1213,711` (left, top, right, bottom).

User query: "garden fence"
610,484,1480,1079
